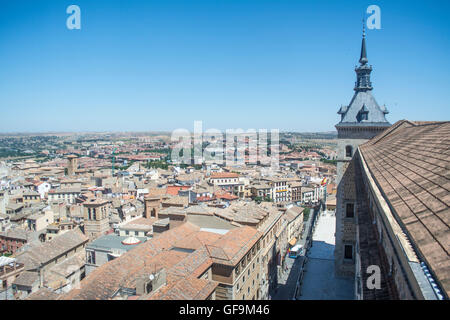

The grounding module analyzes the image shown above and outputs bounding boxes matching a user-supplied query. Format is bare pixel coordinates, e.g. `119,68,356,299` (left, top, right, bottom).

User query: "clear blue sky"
0,0,449,133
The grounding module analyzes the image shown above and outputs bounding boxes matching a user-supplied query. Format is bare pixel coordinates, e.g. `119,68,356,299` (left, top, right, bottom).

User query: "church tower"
334,26,391,277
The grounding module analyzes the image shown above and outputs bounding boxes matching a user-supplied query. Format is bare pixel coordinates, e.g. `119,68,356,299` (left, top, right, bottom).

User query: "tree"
303,207,311,221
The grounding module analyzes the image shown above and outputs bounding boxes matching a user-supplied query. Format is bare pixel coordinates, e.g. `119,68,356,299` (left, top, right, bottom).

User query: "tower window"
346,203,355,218
344,245,353,260
345,145,353,157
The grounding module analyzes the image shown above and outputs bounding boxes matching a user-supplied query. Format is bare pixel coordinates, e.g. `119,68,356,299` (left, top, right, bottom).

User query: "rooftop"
360,120,450,297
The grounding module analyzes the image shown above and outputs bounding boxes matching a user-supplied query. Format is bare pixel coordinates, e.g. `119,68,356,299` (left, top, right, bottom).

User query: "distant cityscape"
0,1,448,304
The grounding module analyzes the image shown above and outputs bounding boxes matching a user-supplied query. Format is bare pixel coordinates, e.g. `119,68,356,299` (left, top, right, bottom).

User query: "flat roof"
87,235,147,252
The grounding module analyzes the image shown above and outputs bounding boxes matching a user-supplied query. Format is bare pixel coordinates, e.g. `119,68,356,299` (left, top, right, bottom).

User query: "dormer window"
357,105,369,122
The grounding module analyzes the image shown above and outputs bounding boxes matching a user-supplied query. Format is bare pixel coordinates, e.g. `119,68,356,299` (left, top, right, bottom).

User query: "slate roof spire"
335,23,390,127
354,22,373,92
360,22,368,65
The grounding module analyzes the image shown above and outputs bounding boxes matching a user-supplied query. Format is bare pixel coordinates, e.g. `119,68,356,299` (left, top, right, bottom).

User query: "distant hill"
281,132,338,140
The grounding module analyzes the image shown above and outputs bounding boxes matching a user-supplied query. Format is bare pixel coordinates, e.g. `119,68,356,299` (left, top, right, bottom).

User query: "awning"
289,238,297,246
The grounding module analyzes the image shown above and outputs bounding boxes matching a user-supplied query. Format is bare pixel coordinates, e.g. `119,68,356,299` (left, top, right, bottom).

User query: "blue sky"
0,0,449,133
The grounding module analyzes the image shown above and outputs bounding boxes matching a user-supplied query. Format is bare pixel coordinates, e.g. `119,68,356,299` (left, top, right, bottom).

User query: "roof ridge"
364,120,412,146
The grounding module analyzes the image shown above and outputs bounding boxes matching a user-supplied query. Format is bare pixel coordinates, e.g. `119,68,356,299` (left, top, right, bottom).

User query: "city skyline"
0,0,448,304
1,0,449,132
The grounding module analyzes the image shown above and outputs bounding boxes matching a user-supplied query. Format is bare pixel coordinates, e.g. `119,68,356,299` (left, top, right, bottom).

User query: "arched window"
345,145,353,157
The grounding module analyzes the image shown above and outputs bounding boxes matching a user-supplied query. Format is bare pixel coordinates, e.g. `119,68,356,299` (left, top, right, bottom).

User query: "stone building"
61,223,234,300
350,121,449,300
66,155,78,176
13,228,88,299
334,29,449,300
83,199,111,240
335,27,391,278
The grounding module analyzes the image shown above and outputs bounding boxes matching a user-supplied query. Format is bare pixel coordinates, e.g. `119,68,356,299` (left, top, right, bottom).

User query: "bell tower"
334,25,391,277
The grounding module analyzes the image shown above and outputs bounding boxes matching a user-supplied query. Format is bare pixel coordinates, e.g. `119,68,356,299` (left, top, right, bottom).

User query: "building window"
345,145,353,157
344,245,353,260
346,203,355,218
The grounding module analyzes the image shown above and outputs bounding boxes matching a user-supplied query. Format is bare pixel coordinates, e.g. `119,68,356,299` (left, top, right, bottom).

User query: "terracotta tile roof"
13,271,39,287
16,229,88,270
61,222,205,300
210,172,239,179
121,217,158,230
285,206,305,222
166,185,191,196
360,120,450,296
172,231,222,251
61,216,263,300
145,187,167,198
146,276,217,300
214,189,238,200
162,195,189,206
206,226,261,265
26,287,60,300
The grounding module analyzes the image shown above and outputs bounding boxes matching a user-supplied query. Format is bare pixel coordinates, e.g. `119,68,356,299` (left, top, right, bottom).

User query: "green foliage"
303,207,311,221
144,160,169,170
320,158,337,165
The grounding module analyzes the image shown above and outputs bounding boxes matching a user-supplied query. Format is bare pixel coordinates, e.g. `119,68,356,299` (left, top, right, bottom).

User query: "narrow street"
298,211,354,300
272,206,315,300
272,207,354,300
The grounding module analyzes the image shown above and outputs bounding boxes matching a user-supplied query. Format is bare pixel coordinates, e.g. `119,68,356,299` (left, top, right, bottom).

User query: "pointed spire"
354,20,373,92
359,20,368,65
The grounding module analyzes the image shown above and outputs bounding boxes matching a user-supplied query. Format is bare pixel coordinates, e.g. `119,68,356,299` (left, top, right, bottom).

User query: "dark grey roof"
337,89,390,126
360,25,368,65
336,29,391,128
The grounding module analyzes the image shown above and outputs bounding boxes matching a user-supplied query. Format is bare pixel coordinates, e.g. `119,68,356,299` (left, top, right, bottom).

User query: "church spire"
354,22,373,91
359,22,368,65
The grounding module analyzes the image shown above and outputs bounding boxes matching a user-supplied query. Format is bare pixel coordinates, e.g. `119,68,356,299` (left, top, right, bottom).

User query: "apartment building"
13,228,88,299
48,188,81,204
210,227,262,300
208,172,241,193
